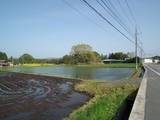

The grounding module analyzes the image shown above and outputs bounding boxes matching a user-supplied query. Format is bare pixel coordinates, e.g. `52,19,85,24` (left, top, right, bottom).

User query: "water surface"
6,66,135,80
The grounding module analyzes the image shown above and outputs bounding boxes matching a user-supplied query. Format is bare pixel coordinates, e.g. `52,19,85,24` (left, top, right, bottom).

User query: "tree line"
0,44,153,64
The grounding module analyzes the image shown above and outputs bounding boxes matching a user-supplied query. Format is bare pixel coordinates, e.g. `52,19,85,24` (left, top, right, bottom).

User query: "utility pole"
135,27,138,70
138,41,143,64
140,44,143,64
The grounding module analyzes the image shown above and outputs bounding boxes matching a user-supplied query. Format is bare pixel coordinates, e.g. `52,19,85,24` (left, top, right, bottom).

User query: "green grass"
70,93,127,120
64,80,139,120
65,68,141,120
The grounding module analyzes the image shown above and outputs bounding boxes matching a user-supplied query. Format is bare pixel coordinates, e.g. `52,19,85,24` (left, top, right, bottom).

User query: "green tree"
70,44,92,55
19,53,34,64
92,51,101,62
62,55,73,64
62,44,101,64
100,54,107,60
152,56,160,60
0,51,8,60
124,57,140,63
109,52,128,60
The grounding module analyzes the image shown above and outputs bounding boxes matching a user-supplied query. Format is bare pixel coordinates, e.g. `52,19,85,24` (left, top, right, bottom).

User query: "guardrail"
129,67,147,120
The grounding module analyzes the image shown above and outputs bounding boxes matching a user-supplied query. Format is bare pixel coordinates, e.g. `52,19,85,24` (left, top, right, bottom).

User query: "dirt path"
102,78,142,87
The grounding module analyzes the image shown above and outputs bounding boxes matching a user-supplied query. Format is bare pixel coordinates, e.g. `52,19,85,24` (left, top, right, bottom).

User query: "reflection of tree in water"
72,67,95,80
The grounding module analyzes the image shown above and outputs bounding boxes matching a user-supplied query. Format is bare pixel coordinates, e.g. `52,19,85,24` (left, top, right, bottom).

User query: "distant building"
153,59,160,63
144,59,153,63
103,59,125,64
0,60,10,66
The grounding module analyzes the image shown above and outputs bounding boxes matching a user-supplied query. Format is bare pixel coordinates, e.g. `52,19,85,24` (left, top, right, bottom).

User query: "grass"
64,80,139,120
64,68,141,120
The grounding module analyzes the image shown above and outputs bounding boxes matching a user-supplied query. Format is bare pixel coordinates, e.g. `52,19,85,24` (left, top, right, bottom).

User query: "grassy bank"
64,68,141,120
65,80,138,120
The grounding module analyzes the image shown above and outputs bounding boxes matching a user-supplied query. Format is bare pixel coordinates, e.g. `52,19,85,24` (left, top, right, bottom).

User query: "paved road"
144,63,160,120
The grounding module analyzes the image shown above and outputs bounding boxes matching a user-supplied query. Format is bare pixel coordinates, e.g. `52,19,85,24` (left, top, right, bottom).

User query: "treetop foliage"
70,44,92,55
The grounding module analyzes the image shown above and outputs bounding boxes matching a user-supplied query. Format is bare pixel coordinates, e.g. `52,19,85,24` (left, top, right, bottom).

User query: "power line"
125,0,137,24
63,0,144,61
116,0,134,28
106,0,127,24
101,0,142,49
80,0,135,43
98,0,134,37
108,0,134,36
81,0,144,60
61,0,110,33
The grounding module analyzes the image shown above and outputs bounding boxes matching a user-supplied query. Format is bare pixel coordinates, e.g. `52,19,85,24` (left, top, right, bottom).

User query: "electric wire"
125,0,137,24
61,0,111,33
95,0,133,37
80,0,135,43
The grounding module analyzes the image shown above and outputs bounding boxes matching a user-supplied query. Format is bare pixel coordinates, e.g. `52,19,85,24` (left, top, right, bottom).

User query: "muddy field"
0,72,90,120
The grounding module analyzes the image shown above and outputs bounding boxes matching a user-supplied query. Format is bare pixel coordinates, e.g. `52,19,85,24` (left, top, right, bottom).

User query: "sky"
0,0,160,58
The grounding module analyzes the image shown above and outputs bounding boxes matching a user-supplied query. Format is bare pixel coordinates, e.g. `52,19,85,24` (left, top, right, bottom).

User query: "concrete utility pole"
140,44,143,64
135,27,138,69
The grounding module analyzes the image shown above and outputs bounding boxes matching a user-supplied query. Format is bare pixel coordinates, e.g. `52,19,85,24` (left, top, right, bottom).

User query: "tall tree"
70,44,92,55
67,44,101,64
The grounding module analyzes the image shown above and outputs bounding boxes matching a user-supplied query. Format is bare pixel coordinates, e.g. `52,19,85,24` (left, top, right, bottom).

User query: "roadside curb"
129,66,147,120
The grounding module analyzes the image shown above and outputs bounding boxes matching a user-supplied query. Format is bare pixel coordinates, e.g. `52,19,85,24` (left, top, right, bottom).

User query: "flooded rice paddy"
6,66,135,80
0,73,90,120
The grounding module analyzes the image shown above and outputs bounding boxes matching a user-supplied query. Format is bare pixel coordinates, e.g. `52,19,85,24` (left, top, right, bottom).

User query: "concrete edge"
129,67,147,120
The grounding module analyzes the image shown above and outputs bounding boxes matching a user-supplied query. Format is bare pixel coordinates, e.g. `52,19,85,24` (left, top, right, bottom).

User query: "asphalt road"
144,63,160,120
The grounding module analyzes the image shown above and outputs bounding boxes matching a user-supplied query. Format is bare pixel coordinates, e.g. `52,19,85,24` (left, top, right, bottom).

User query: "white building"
153,59,160,63
144,59,153,63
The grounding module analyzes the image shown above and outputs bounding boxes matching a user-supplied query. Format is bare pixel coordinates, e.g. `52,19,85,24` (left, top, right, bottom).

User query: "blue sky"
0,0,160,58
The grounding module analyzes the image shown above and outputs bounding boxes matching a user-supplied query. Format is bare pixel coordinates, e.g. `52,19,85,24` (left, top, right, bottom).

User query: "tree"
0,51,8,60
61,44,101,64
100,54,107,60
92,51,101,62
152,56,160,60
124,57,140,63
62,55,73,64
70,44,92,55
19,53,34,64
109,52,128,60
